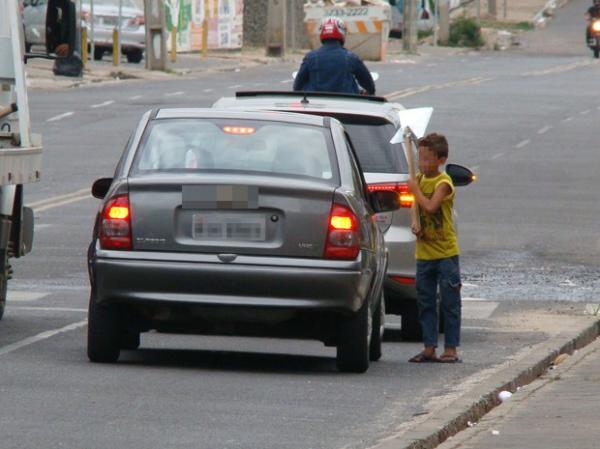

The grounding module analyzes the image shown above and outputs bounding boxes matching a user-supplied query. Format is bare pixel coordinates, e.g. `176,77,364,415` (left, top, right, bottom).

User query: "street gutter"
369,316,600,449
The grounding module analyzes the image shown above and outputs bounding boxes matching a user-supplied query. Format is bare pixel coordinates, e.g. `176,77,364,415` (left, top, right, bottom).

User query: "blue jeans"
416,256,462,348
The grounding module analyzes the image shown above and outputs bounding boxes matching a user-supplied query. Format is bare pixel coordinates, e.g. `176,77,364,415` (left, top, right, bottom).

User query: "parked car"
213,92,472,341
22,0,145,63
87,108,400,373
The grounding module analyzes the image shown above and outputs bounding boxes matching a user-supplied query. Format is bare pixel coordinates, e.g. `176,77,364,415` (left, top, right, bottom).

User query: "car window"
341,120,408,174
344,133,369,203
132,119,338,182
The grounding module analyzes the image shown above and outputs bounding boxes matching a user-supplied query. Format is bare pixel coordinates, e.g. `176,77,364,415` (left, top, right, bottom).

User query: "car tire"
126,49,143,64
0,248,7,321
369,293,385,362
119,329,140,350
87,293,120,363
337,300,371,373
93,48,105,61
400,300,422,342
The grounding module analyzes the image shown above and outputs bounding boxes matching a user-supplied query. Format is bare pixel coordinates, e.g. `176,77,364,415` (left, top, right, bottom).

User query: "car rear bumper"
92,252,370,314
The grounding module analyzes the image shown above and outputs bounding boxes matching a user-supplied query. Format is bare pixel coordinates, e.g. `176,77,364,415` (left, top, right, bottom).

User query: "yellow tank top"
415,172,460,260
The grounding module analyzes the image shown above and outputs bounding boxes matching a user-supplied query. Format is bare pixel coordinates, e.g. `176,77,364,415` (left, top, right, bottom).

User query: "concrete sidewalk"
435,336,600,449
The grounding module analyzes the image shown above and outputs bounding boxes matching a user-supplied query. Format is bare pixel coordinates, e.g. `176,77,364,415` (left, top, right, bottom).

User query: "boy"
406,133,462,363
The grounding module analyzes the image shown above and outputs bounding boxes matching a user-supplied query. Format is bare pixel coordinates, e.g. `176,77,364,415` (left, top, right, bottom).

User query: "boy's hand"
411,221,423,238
407,178,419,194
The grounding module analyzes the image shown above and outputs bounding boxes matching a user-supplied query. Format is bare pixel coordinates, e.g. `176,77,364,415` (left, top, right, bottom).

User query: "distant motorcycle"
587,19,600,58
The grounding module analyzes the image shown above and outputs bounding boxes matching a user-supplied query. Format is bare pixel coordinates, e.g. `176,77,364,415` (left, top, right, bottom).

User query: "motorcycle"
587,19,600,58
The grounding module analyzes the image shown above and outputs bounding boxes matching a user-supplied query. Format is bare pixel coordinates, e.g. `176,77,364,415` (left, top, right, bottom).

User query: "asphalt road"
1,1,599,448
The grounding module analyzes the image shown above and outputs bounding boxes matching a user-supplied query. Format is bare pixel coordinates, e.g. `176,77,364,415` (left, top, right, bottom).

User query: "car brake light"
222,126,256,135
324,204,360,260
368,183,414,208
99,194,132,250
391,276,416,285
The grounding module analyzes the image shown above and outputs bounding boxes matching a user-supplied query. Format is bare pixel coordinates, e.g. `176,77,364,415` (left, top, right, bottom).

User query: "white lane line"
280,79,293,84
47,112,74,122
11,306,87,313
580,109,591,115
28,188,89,208
562,116,574,122
491,152,504,160
129,95,142,100
515,139,530,149
0,320,87,357
90,100,115,109
7,291,49,302
202,88,214,93
537,125,552,134
164,91,184,97
227,84,243,89
33,194,92,212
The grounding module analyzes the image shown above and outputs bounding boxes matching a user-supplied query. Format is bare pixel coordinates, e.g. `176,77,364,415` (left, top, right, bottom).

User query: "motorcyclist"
293,17,375,96
585,0,600,41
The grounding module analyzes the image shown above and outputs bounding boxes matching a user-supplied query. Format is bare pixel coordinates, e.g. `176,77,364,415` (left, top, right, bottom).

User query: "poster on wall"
188,0,243,51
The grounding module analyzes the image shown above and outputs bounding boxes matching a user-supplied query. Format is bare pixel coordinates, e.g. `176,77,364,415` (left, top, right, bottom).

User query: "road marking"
580,109,591,115
280,79,293,84
47,112,74,122
386,77,491,100
7,291,49,302
537,125,552,134
562,116,574,122
0,320,87,357
11,306,87,313
522,60,594,77
227,84,243,89
202,88,214,93
515,139,530,149
91,100,115,109
129,95,142,100
164,91,184,97
491,152,504,160
28,188,92,212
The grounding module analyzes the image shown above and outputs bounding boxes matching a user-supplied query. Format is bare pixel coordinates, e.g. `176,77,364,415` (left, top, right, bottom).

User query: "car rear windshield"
132,119,338,182
338,117,408,174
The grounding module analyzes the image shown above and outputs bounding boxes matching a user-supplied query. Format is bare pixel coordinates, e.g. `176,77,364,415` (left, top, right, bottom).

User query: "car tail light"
99,194,132,250
324,204,360,260
367,183,414,208
128,15,145,26
390,276,416,285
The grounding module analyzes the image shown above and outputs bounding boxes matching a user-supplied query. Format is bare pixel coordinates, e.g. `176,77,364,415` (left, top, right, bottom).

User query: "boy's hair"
418,133,449,159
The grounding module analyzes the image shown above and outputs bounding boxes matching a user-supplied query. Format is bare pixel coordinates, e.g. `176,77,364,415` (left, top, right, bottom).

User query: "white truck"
0,0,76,318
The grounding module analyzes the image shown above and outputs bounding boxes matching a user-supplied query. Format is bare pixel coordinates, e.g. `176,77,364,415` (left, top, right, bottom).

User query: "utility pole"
488,0,497,17
202,0,209,57
144,0,166,70
439,0,450,46
266,0,286,57
402,0,418,53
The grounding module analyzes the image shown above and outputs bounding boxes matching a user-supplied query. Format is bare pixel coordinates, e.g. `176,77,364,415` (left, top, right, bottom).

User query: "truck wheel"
369,293,385,362
126,49,143,64
87,292,120,363
337,300,371,373
401,300,422,341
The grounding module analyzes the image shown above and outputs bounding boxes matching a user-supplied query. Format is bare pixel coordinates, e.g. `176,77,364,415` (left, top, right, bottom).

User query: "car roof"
213,92,404,124
154,108,329,127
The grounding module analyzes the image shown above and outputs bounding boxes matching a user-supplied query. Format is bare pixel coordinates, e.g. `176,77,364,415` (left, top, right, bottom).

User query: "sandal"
409,352,439,363
438,354,462,363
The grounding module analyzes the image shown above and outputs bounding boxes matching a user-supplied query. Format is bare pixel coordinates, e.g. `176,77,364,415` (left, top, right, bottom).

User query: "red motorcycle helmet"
319,17,347,44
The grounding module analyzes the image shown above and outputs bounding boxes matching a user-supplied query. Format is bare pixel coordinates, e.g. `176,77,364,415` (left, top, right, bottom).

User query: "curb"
371,317,600,449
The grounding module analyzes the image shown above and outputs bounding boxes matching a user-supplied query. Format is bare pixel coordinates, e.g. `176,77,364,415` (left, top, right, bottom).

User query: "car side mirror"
446,163,476,187
92,178,113,199
45,0,77,57
370,190,401,213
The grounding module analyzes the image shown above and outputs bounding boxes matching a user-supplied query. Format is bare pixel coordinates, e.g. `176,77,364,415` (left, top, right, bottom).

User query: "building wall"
243,0,309,50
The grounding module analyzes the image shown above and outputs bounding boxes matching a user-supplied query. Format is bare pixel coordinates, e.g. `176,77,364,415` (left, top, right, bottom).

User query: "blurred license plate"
193,213,266,242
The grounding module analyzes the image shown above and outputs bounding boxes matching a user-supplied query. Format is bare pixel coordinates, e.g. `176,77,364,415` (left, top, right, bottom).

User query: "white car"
23,0,146,63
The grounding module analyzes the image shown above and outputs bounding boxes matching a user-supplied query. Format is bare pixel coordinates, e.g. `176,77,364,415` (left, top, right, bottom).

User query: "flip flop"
438,354,462,364
409,352,439,363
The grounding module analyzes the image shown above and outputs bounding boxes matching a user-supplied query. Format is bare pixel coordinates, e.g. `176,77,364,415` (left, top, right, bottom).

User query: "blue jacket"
293,41,376,95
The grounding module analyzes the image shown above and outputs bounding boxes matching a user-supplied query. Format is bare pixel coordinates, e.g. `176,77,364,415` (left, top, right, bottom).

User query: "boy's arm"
407,179,452,215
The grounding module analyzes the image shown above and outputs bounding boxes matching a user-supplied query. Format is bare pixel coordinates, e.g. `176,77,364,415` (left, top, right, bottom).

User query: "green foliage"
480,20,534,31
448,16,484,48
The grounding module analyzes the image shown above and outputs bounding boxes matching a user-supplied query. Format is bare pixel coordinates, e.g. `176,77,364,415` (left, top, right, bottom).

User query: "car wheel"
119,329,140,350
87,292,120,363
369,293,385,362
0,248,8,321
126,49,143,64
93,48,105,61
400,300,422,342
337,300,371,373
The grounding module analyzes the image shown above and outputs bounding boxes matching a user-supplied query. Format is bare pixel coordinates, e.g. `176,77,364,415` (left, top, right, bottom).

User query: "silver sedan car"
87,109,400,373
